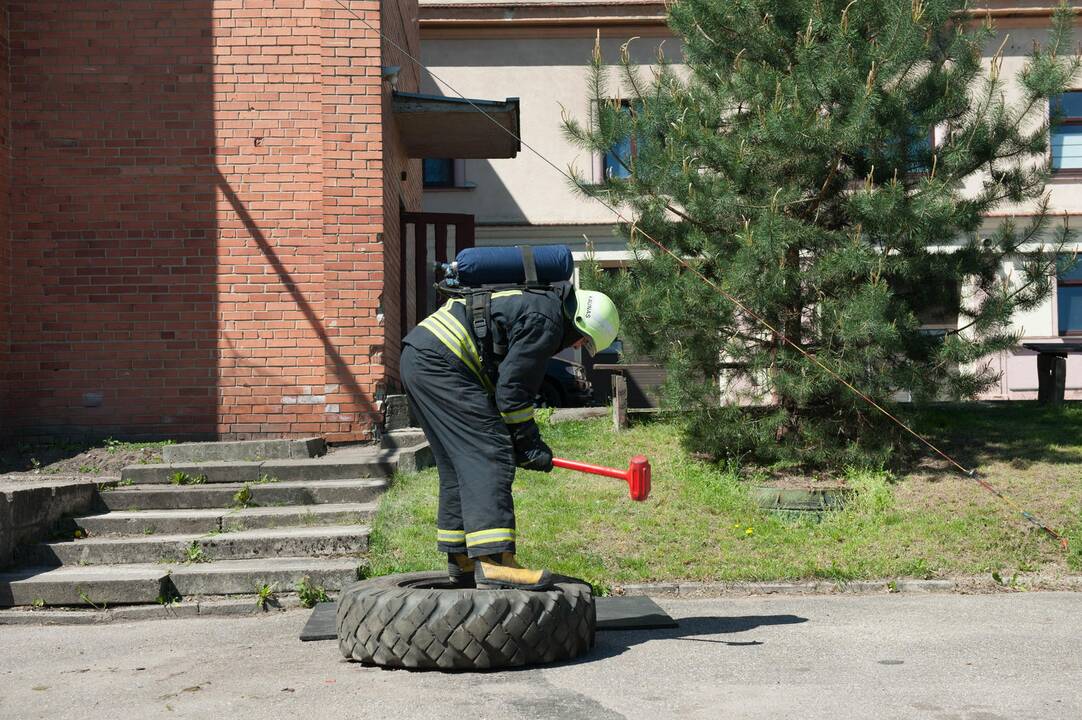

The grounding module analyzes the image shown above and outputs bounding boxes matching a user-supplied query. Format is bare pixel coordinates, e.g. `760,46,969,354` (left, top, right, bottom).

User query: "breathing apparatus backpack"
435,245,575,384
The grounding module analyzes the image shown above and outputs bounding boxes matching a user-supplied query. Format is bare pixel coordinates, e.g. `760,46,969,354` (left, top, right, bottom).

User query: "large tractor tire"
336,572,595,670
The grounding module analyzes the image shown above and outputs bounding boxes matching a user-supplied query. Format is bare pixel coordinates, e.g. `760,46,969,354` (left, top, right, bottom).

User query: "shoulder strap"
467,290,501,387
517,245,538,286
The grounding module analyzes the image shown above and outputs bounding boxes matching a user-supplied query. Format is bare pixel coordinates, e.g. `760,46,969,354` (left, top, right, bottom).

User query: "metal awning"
392,92,520,159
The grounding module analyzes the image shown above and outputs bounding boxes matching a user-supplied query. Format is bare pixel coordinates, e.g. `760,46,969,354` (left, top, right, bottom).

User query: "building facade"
418,0,1082,401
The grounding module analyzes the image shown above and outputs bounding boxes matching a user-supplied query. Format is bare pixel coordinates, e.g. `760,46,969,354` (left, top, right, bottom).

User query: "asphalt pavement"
1,592,1079,720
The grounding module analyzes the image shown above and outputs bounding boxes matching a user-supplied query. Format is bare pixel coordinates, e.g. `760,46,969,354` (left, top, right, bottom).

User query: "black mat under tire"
336,571,596,670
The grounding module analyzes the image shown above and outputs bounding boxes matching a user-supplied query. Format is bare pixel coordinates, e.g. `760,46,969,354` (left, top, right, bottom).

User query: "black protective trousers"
399,343,518,557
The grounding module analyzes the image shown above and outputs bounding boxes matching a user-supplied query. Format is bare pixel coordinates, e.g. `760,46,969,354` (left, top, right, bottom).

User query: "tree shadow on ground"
566,614,809,665
894,401,1082,477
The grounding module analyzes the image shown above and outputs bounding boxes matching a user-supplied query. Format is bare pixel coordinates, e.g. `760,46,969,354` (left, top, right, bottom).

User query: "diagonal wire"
329,0,1069,550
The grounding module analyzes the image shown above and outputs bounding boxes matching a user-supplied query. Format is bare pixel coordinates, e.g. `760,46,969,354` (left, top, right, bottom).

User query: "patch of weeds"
183,541,209,564
255,473,280,484
886,580,899,593
30,458,42,471
142,526,156,535
170,472,207,486
117,478,135,487
31,598,45,608
78,465,100,475
992,571,1028,591
105,437,176,453
255,582,279,611
156,588,181,607
300,510,320,526
295,576,330,608
232,484,254,509
77,589,106,611
534,407,555,426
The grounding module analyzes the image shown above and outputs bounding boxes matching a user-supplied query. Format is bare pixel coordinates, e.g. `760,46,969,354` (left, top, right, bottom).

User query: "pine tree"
564,1,1080,469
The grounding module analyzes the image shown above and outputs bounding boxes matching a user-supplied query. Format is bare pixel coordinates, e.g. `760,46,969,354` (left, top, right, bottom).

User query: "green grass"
365,405,1082,589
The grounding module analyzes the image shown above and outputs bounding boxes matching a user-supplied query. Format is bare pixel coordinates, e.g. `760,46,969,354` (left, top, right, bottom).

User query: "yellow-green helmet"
573,289,620,356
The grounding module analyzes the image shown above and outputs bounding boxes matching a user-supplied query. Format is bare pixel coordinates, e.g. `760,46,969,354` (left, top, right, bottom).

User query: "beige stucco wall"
420,35,682,228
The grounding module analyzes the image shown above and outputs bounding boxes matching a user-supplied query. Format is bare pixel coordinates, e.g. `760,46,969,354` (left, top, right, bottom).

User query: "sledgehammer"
552,456,651,501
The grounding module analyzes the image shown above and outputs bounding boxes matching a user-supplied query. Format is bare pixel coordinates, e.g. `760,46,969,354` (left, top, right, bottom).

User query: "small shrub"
170,472,207,486
255,582,278,611
183,541,209,564
232,484,253,509
296,576,330,608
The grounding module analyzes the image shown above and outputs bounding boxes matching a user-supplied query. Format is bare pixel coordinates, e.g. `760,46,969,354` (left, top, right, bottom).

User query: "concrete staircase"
0,434,430,615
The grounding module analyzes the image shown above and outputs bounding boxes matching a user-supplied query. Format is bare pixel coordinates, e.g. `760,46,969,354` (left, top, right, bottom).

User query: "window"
423,159,455,188
1051,92,1082,172
1057,255,1082,335
885,125,934,174
906,126,935,174
601,100,638,181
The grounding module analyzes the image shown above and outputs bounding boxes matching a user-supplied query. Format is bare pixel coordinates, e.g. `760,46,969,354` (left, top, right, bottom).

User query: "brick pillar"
321,0,386,442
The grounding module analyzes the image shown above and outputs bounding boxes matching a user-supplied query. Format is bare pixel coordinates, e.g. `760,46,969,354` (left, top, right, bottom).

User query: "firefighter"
400,284,619,591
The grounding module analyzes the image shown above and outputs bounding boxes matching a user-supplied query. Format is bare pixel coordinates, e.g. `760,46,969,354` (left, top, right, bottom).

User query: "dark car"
535,357,594,408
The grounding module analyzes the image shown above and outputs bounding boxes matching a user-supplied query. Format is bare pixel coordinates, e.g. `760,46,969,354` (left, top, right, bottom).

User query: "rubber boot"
447,553,476,589
474,552,554,591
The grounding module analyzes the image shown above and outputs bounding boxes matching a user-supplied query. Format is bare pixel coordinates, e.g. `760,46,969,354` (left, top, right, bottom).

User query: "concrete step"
71,502,378,536
25,525,370,567
167,557,359,596
0,565,168,607
0,557,359,607
380,428,427,450
97,479,388,511
163,437,326,463
120,448,404,485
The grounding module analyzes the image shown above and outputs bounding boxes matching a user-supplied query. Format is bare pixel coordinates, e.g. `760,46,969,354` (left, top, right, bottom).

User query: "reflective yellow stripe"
465,527,516,547
437,529,466,543
428,312,483,375
418,314,495,393
500,406,535,425
419,318,472,369
433,308,496,393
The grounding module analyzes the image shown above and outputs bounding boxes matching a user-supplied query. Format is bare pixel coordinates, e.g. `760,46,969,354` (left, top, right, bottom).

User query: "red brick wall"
7,2,219,439
0,4,9,438
3,0,419,441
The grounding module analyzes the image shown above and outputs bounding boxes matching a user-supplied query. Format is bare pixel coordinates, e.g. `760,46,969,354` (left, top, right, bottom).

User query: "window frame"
1056,254,1082,336
593,99,640,183
1050,90,1082,177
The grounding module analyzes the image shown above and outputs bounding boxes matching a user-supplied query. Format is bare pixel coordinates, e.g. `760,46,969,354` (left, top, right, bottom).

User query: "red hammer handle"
551,457,629,481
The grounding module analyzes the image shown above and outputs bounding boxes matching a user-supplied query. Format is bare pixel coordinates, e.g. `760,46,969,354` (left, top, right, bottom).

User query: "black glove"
509,420,554,472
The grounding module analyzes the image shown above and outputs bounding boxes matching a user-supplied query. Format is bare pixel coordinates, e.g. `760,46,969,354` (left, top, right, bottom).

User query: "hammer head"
628,455,651,501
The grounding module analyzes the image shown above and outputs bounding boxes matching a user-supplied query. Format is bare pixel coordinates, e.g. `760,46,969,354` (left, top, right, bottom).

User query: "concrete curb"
5,576,1082,625
618,575,1082,597
0,595,305,625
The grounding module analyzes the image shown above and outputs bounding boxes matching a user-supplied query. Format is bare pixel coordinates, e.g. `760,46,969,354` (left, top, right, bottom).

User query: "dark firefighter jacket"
403,285,581,427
